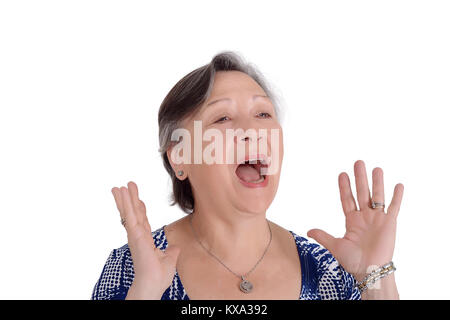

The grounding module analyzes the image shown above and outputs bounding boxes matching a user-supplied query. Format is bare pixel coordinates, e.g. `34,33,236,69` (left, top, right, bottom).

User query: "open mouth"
235,156,269,187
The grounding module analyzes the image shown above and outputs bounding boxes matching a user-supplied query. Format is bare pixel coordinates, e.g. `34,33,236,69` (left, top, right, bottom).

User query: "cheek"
266,126,283,176
279,133,284,163
190,164,232,186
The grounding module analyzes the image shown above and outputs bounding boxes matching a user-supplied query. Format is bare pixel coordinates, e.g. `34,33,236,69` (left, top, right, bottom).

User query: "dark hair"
158,50,282,214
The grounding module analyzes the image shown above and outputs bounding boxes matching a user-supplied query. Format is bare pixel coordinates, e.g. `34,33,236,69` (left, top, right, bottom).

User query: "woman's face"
170,70,283,214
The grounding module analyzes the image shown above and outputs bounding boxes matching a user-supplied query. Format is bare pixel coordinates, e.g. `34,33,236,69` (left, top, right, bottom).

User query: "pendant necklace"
189,214,272,293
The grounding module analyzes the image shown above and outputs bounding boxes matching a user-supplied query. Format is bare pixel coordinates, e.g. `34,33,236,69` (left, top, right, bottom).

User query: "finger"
307,229,338,256
111,187,124,216
127,181,141,209
354,160,371,210
120,186,138,229
371,167,385,212
128,181,149,225
387,183,404,219
338,172,357,215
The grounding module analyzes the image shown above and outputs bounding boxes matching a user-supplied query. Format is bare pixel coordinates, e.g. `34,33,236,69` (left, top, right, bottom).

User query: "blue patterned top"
91,225,361,300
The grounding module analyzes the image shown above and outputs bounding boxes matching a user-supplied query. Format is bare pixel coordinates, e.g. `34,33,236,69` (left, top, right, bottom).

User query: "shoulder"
289,230,338,275
91,226,168,300
289,230,361,300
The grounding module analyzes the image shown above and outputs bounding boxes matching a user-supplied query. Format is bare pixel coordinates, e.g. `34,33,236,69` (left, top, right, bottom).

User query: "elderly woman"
91,51,404,300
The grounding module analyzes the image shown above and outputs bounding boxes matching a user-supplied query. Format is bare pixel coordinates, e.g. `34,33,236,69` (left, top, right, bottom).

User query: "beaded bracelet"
355,261,396,293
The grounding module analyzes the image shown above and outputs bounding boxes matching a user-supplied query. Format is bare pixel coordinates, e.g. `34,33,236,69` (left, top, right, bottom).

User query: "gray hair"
158,50,284,213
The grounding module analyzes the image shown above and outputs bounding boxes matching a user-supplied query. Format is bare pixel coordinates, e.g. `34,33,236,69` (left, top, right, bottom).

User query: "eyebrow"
206,94,270,107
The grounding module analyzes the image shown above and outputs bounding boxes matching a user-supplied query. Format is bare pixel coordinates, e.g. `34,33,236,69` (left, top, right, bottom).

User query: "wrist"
354,261,396,293
355,258,394,282
125,279,163,300
360,273,399,300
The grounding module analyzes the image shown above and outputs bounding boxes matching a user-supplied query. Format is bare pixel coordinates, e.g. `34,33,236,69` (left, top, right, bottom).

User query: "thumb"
307,229,337,254
162,245,181,266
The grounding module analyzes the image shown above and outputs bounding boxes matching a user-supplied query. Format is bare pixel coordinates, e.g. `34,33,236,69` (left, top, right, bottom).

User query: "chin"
245,202,272,214
230,175,278,213
236,189,276,214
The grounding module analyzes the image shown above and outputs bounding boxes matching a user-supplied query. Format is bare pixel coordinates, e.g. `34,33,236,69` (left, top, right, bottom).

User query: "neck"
188,204,272,274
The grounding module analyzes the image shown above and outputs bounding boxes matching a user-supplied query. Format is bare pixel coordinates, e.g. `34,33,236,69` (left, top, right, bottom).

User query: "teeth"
244,157,268,165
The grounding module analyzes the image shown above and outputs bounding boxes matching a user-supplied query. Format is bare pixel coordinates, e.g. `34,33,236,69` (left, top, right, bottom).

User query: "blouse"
91,225,361,300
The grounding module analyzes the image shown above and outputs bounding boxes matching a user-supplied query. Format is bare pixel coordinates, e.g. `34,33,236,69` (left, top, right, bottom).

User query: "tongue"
235,164,261,182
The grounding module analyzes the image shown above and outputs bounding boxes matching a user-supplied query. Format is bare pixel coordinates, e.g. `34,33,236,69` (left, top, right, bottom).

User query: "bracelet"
355,261,396,293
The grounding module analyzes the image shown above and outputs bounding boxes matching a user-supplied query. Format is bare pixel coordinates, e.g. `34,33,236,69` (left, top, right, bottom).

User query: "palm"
111,182,181,297
307,160,404,279
126,218,171,285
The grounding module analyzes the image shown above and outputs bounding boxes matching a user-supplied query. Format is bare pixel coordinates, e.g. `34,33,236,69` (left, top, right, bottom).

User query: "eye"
215,116,230,123
257,112,272,119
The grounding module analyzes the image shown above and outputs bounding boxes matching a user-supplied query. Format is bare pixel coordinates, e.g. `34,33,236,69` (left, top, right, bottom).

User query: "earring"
177,170,184,177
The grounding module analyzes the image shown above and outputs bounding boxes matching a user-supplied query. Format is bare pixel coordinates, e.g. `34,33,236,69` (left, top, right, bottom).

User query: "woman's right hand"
111,181,181,300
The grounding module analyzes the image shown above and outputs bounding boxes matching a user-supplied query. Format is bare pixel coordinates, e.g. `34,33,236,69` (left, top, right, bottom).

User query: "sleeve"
313,244,362,300
337,264,362,300
91,246,135,300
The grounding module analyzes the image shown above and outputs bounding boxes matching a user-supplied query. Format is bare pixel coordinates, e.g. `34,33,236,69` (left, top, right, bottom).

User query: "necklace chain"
188,213,272,280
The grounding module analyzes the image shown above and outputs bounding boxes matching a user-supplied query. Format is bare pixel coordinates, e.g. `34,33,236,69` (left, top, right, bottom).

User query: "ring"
371,201,385,209
120,217,126,226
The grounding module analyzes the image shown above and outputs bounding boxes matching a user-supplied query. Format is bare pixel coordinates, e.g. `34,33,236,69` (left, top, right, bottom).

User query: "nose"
242,135,262,142
234,135,262,143
232,111,269,145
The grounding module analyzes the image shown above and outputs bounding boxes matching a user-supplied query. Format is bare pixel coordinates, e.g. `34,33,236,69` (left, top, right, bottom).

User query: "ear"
166,143,188,180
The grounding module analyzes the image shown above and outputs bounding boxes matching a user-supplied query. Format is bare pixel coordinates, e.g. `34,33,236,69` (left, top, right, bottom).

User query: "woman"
91,51,404,300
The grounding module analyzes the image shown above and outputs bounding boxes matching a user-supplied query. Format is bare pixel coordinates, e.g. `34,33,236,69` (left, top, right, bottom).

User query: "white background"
0,1,448,299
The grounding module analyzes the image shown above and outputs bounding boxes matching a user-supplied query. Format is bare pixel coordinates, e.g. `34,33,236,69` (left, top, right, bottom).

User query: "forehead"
182,71,273,125
209,71,267,97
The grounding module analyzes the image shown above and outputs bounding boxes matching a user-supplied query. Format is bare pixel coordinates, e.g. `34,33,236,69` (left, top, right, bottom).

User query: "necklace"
188,214,272,294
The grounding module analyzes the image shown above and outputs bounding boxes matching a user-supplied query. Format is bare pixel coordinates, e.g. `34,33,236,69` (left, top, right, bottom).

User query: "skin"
111,71,403,300
167,70,284,263
308,163,403,299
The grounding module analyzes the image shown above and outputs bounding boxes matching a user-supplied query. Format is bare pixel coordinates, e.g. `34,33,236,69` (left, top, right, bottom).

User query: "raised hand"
307,160,404,281
111,181,181,299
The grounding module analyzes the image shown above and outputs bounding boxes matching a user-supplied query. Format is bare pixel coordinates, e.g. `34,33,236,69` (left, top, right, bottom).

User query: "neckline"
160,224,306,300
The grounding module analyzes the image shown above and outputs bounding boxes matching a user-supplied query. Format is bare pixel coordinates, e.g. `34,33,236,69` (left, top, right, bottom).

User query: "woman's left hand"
307,160,404,281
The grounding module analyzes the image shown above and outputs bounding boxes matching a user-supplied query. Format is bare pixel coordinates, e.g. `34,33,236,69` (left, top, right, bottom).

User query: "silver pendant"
239,276,253,293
